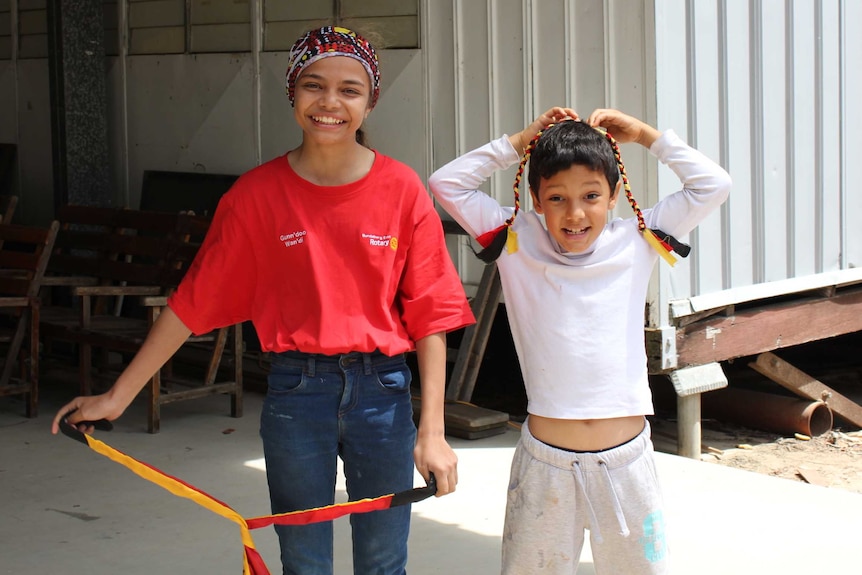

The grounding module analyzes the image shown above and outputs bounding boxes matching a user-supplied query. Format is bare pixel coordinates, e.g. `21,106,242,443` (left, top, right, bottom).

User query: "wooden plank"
447,262,502,402
75,285,162,297
412,398,509,440
750,352,862,428
797,465,829,487
442,401,509,430
675,285,862,368
41,276,99,287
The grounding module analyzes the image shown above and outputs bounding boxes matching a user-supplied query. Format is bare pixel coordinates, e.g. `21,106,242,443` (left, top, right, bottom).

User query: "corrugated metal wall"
655,0,862,325
427,0,658,298
426,0,862,331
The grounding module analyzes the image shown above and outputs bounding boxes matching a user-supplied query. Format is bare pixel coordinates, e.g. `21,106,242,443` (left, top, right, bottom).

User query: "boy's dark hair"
527,121,619,199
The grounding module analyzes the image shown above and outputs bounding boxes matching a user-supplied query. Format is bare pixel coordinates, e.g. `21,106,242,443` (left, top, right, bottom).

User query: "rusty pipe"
701,386,833,437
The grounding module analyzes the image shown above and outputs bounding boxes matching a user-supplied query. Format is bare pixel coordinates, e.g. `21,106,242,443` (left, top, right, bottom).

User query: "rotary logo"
362,233,398,250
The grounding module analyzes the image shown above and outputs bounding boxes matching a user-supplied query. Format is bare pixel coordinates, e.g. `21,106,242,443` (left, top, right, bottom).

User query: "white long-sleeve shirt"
429,130,731,419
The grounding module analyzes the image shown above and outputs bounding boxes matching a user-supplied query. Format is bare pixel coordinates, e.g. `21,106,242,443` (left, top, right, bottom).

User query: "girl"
52,26,474,575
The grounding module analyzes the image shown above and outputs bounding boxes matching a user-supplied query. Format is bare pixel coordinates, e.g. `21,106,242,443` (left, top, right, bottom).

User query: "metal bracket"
659,326,678,371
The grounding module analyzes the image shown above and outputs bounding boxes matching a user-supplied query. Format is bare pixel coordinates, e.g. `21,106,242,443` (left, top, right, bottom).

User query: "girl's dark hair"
527,121,619,196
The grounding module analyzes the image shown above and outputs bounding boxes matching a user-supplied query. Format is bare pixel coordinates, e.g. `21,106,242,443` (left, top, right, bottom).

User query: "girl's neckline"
284,149,381,195
286,145,377,186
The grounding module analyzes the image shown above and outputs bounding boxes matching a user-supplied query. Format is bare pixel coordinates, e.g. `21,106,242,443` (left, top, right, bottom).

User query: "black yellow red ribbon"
59,419,437,575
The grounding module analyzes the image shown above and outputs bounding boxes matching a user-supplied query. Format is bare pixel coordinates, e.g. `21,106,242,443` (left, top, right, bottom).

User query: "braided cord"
508,126,550,227
602,130,646,232
603,129,680,265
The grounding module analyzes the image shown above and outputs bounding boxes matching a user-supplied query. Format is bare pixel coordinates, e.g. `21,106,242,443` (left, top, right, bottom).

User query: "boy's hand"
586,108,661,148
510,106,579,155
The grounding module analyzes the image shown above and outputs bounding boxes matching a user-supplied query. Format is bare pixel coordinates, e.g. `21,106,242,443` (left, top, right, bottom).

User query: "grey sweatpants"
501,418,670,574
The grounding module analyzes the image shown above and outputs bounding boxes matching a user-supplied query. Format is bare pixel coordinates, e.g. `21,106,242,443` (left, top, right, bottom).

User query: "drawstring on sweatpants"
571,459,630,544
599,460,630,538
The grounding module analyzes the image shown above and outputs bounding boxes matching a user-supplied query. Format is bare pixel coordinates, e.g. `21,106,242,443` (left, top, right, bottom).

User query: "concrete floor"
2,383,861,575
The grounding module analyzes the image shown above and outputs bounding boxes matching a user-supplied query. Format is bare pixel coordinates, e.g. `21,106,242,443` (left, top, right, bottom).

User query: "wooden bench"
39,206,242,432
0,221,59,416
39,206,182,358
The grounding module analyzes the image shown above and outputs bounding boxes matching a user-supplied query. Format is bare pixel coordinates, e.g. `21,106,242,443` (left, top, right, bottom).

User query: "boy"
429,107,731,573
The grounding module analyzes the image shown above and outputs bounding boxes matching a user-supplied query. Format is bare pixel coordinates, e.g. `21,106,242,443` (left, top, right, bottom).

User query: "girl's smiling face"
293,56,372,145
532,164,620,253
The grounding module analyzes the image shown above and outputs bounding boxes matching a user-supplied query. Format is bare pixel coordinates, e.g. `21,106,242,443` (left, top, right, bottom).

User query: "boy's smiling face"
531,164,620,254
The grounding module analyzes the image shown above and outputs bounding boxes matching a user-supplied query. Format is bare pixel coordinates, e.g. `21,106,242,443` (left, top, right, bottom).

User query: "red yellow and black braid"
601,129,690,266
473,127,547,262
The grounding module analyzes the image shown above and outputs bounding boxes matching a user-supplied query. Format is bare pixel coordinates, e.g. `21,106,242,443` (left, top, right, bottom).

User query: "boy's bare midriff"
528,414,646,451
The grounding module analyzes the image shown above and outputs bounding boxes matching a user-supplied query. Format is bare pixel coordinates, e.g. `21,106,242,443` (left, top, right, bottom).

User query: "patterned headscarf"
285,26,380,109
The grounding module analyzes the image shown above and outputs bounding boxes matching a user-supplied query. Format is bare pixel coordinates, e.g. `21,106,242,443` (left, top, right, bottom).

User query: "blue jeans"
260,350,417,575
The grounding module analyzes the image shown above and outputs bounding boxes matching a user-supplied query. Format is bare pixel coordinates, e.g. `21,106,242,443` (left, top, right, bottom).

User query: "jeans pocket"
374,363,412,393
267,364,306,395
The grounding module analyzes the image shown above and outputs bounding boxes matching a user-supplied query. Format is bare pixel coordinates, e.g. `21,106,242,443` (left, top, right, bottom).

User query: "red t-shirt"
167,152,475,355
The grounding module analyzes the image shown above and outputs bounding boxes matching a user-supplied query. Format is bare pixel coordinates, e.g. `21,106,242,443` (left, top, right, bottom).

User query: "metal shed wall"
0,0,429,222
425,0,862,346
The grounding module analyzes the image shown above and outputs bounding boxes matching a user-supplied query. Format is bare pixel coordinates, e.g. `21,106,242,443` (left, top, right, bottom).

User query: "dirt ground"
650,417,862,494
697,335,862,495
648,336,862,496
